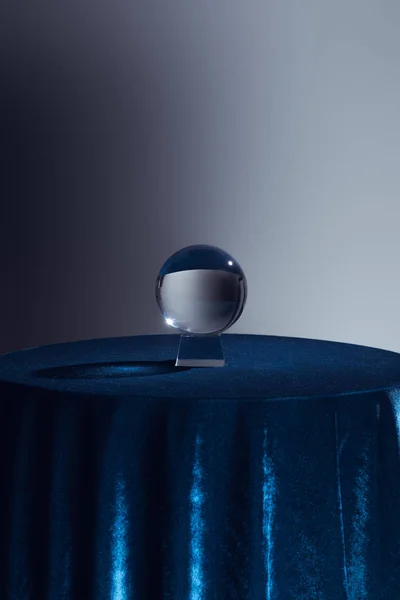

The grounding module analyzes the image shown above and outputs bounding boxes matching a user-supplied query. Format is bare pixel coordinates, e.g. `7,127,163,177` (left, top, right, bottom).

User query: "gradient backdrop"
1,1,400,355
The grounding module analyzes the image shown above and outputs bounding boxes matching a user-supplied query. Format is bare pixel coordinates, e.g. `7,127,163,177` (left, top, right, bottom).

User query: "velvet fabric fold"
0,334,400,599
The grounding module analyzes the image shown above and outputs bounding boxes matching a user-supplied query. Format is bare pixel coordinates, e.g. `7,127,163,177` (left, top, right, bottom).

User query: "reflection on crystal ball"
155,244,247,335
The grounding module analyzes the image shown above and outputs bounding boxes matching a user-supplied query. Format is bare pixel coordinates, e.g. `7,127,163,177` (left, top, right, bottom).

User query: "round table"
0,333,400,599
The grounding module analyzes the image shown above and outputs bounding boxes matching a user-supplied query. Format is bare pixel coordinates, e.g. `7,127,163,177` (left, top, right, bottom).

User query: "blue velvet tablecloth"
1,333,400,599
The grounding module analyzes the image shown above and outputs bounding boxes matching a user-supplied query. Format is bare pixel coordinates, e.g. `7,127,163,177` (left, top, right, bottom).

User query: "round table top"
1,334,400,401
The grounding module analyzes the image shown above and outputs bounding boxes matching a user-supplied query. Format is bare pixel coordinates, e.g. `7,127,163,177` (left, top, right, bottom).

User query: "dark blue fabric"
0,333,400,599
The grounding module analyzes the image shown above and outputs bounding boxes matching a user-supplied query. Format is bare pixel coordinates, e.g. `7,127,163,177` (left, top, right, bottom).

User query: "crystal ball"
155,244,247,335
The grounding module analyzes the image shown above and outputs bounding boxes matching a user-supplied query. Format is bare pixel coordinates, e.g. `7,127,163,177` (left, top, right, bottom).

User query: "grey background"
1,1,400,355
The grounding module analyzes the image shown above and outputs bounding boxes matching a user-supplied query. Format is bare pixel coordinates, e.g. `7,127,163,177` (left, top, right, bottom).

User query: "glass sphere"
155,244,247,335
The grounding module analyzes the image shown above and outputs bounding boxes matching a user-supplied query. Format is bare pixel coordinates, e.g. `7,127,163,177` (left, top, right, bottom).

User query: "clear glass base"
175,334,225,367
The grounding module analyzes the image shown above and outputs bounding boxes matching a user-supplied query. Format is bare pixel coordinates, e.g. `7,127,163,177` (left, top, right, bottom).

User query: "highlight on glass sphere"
155,244,247,335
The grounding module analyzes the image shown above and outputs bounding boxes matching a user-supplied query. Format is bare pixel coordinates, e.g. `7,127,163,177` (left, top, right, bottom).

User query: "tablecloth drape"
0,334,400,599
